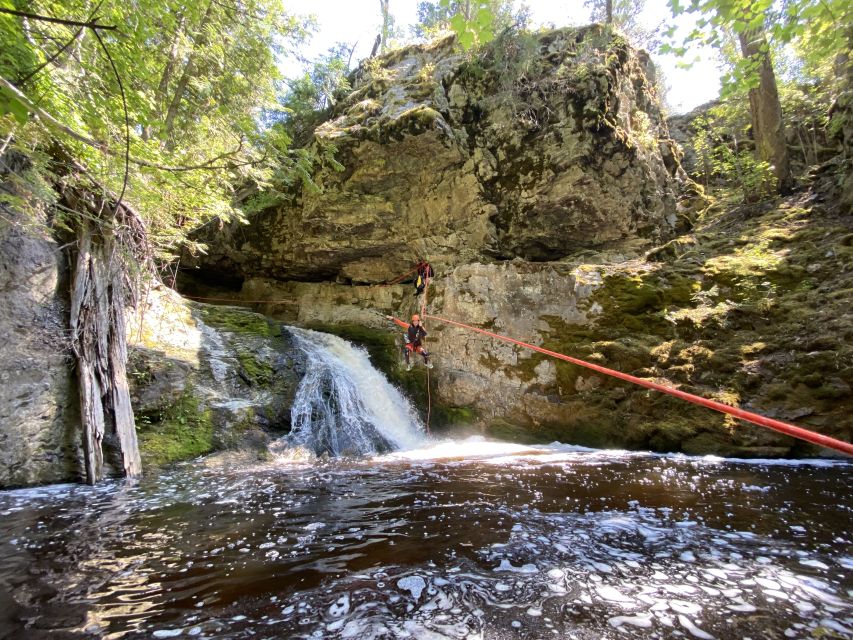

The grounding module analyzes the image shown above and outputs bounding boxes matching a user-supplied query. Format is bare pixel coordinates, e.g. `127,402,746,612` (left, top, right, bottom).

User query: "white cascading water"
284,327,427,456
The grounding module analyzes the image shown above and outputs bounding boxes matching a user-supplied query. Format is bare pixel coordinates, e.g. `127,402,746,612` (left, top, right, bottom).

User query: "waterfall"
284,327,426,456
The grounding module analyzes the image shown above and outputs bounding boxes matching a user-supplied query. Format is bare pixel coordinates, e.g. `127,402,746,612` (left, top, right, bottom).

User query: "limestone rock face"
0,203,79,488
189,27,683,284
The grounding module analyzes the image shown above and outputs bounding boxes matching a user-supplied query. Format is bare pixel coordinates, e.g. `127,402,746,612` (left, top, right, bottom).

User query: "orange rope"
425,313,853,456
378,264,422,287
425,364,432,436
420,275,429,318
182,294,299,305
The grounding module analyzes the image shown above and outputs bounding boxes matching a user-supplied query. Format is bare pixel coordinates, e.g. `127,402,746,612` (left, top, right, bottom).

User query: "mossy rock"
136,386,214,468
195,304,278,337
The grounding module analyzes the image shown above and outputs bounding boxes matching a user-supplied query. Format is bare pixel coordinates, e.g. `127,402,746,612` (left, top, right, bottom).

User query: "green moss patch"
137,387,214,468
196,304,278,337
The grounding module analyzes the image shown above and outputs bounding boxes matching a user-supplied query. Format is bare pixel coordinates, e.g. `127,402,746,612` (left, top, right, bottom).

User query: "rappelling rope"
377,264,422,287
420,273,429,319
425,364,432,436
421,274,432,435
424,313,853,456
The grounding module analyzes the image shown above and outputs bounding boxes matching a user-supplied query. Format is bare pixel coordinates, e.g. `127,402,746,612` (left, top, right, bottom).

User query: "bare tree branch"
0,8,117,31
18,28,83,85
18,1,105,86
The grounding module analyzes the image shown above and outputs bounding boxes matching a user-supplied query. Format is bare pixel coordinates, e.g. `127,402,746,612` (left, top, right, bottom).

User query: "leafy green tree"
0,0,308,483
0,0,309,249
584,0,661,51
664,0,850,194
268,44,354,146
587,0,614,24
412,0,530,47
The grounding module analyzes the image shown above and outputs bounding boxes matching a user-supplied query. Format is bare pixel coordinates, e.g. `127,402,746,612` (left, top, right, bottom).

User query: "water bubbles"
328,593,350,618
0,440,849,639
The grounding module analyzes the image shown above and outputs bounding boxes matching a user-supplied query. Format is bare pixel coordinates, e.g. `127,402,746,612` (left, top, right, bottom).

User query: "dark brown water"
1,440,851,639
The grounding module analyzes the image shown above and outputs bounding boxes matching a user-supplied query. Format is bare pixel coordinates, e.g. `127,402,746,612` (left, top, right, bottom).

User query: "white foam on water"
597,586,635,604
609,614,654,629
379,437,549,462
678,614,715,639
397,576,427,600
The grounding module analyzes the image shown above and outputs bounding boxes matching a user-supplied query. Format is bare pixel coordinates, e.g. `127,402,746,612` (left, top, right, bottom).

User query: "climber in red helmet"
386,313,432,371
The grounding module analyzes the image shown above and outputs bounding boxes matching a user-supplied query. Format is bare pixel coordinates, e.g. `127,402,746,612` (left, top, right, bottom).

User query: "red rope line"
425,314,853,456
377,264,422,287
182,294,299,305
426,364,432,436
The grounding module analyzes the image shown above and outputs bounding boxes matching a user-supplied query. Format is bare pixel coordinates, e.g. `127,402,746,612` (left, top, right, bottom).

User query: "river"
0,328,850,638
0,441,850,639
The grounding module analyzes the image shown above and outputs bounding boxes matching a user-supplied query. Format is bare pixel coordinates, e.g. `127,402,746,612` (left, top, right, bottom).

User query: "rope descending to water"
425,313,853,457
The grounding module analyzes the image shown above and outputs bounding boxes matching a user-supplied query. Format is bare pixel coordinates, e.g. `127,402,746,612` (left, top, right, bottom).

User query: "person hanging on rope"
413,261,434,297
386,313,433,371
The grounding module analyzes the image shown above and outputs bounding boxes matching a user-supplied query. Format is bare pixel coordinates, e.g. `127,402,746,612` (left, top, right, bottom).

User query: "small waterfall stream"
284,327,426,456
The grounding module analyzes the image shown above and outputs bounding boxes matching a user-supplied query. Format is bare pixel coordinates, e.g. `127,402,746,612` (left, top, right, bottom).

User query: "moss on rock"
136,386,214,468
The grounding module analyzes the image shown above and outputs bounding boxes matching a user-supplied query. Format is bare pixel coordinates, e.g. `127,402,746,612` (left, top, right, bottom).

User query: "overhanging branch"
0,76,260,172
0,7,117,30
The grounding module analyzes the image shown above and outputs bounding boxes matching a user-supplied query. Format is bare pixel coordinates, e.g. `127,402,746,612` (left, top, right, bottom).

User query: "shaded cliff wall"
0,162,80,487
180,27,850,456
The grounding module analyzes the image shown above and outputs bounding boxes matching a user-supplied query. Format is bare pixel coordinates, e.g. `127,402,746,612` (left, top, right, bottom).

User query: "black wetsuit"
407,324,427,347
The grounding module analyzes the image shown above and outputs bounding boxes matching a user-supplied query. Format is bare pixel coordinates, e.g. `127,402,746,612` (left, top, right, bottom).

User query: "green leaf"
0,85,29,124
458,30,474,50
475,7,493,28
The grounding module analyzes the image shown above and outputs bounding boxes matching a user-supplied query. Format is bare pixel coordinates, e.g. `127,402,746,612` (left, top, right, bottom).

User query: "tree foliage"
663,0,849,98
412,0,530,49
661,0,851,194
0,0,309,261
584,0,662,51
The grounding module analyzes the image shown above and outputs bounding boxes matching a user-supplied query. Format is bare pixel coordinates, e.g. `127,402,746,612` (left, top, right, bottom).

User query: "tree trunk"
146,14,185,140
379,0,390,54
738,27,794,193
70,218,142,484
163,2,213,146
606,0,613,24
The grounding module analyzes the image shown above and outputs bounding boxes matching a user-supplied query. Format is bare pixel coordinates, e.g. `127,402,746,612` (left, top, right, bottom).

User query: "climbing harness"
423,314,853,457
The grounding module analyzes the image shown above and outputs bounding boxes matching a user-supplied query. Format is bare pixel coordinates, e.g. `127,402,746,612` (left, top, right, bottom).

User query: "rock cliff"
188,26,686,285
183,27,851,456
0,164,79,488
126,286,301,467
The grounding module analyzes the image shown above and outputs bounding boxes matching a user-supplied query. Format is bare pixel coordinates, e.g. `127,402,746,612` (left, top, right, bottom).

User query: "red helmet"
411,314,420,322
